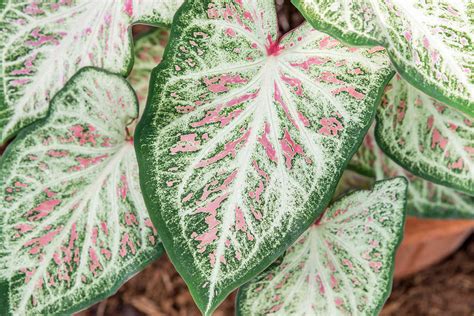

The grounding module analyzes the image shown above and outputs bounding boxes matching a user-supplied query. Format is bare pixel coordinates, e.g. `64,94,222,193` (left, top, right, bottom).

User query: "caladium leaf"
128,27,169,120
375,75,474,195
237,177,407,316
292,0,474,117
0,68,161,315
0,0,183,144
350,126,474,218
135,0,393,313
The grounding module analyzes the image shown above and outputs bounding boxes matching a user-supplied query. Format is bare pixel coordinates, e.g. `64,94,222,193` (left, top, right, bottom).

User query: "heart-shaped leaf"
0,68,161,315
350,126,474,218
135,0,394,313
237,177,407,316
0,0,183,143
128,27,170,121
375,75,474,195
292,0,474,117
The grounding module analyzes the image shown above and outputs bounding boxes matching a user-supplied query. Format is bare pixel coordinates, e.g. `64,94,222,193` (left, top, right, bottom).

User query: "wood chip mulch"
76,234,473,316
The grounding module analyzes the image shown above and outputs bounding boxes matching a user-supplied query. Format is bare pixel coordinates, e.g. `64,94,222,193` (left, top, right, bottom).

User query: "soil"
76,234,474,316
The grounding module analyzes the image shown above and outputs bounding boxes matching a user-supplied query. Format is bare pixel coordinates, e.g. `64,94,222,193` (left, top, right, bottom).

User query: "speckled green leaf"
293,0,474,117
0,0,183,143
375,75,474,195
128,27,169,122
350,126,474,218
135,0,394,314
0,68,161,315
237,177,407,316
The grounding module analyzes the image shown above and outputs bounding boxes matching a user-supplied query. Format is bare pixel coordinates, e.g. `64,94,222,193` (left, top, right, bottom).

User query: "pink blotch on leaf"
431,129,448,150
235,207,247,232
290,57,329,71
170,133,200,155
249,180,264,202
320,72,345,85
193,193,229,252
258,122,277,162
72,154,108,171
15,223,34,234
297,111,310,127
332,87,364,100
119,233,136,257
225,28,236,37
123,0,133,17
24,2,44,15
369,261,382,272
144,218,158,235
119,175,128,200
319,36,339,49
368,46,385,53
279,129,308,169
274,84,299,129
404,31,412,42
203,74,247,93
88,248,102,275
27,199,61,221
24,227,62,254
11,78,31,86
125,212,138,226
318,117,344,137
449,158,464,170
196,129,250,168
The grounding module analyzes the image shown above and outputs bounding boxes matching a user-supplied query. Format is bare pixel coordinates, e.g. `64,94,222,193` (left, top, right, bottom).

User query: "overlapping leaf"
0,68,161,315
375,75,474,195
237,178,407,316
350,126,474,218
0,0,183,143
128,27,169,121
292,0,474,117
135,0,394,313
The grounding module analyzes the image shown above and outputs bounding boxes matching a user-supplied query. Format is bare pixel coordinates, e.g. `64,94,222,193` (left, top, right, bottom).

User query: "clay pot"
393,217,474,279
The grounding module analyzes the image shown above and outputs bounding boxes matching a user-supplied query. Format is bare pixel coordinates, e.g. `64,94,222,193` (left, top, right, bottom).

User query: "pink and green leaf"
292,0,474,117
375,75,474,195
0,68,161,315
350,126,474,218
128,27,169,121
0,0,183,143
237,177,407,316
135,0,394,314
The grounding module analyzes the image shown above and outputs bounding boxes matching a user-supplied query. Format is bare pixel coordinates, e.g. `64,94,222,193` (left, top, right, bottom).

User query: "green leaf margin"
134,0,396,314
291,0,474,117
0,1,177,144
235,177,408,316
374,118,474,196
0,67,164,315
348,135,474,219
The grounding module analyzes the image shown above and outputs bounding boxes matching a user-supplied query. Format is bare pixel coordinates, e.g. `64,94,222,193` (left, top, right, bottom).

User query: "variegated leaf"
135,0,394,314
128,27,169,121
375,75,474,195
292,0,474,117
350,126,474,218
237,178,407,316
0,68,161,315
0,0,183,143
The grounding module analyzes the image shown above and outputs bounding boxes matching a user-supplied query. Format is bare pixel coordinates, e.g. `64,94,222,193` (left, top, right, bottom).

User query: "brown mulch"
77,234,474,316
381,234,474,316
76,253,233,316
